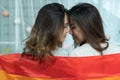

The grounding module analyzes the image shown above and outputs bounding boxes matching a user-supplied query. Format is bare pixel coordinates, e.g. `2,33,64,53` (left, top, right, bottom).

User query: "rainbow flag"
0,53,120,80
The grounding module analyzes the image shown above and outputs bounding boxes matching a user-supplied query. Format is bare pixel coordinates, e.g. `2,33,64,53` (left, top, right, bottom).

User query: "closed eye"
64,23,69,28
70,26,76,29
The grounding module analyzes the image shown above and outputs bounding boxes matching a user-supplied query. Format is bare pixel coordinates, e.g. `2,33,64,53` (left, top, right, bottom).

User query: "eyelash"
64,25,68,28
64,26,67,28
70,26,76,29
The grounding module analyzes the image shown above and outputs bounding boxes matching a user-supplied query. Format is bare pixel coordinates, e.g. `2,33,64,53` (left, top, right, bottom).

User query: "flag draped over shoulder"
0,53,120,80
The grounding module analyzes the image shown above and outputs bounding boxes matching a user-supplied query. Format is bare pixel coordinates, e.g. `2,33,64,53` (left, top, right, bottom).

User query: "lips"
63,34,66,38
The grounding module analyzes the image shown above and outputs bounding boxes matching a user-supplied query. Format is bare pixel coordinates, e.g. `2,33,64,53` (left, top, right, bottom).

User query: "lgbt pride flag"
0,53,120,80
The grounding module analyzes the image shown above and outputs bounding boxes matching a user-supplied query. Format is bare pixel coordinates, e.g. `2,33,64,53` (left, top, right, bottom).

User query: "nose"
65,27,69,33
69,29,72,34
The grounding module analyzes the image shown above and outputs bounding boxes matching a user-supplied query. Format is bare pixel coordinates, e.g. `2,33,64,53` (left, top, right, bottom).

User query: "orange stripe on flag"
87,76,120,80
0,70,70,80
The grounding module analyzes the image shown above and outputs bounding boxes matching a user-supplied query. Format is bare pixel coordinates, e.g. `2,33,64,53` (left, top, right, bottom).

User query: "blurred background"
0,0,120,54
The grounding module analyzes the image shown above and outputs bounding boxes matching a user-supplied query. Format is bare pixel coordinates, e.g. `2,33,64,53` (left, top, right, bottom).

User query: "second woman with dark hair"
69,3,120,56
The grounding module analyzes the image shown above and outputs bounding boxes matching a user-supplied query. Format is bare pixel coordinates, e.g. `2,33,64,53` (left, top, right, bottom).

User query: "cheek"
75,29,83,40
71,29,76,35
61,31,66,36
74,29,80,37
78,32,85,42
60,31,67,41
63,28,68,35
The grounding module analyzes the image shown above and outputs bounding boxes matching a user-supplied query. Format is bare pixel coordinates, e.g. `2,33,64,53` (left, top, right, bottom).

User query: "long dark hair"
69,3,108,55
22,3,68,62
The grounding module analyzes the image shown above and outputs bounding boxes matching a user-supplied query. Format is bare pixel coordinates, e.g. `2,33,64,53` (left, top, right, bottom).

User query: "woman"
69,3,120,56
22,3,69,63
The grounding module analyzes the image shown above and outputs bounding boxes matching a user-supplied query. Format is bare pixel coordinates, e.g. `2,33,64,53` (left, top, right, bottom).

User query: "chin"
74,39,80,45
60,38,65,42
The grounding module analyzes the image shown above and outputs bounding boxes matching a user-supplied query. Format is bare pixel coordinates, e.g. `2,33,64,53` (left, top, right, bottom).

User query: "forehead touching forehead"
64,14,68,24
69,18,77,27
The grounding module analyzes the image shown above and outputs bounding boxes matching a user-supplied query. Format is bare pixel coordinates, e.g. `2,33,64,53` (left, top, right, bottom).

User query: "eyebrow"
70,24,74,26
65,23,69,25
65,23,69,26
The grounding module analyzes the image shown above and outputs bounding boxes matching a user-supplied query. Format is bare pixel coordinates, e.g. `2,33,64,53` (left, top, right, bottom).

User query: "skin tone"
61,13,69,42
69,19,85,45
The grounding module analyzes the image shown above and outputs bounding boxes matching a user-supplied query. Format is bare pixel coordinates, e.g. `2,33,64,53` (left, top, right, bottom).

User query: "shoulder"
109,43,120,49
71,43,91,52
69,43,99,57
104,43,120,54
52,48,69,56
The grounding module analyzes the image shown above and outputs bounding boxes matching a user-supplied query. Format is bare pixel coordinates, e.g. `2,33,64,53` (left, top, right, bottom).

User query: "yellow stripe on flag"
0,70,61,80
